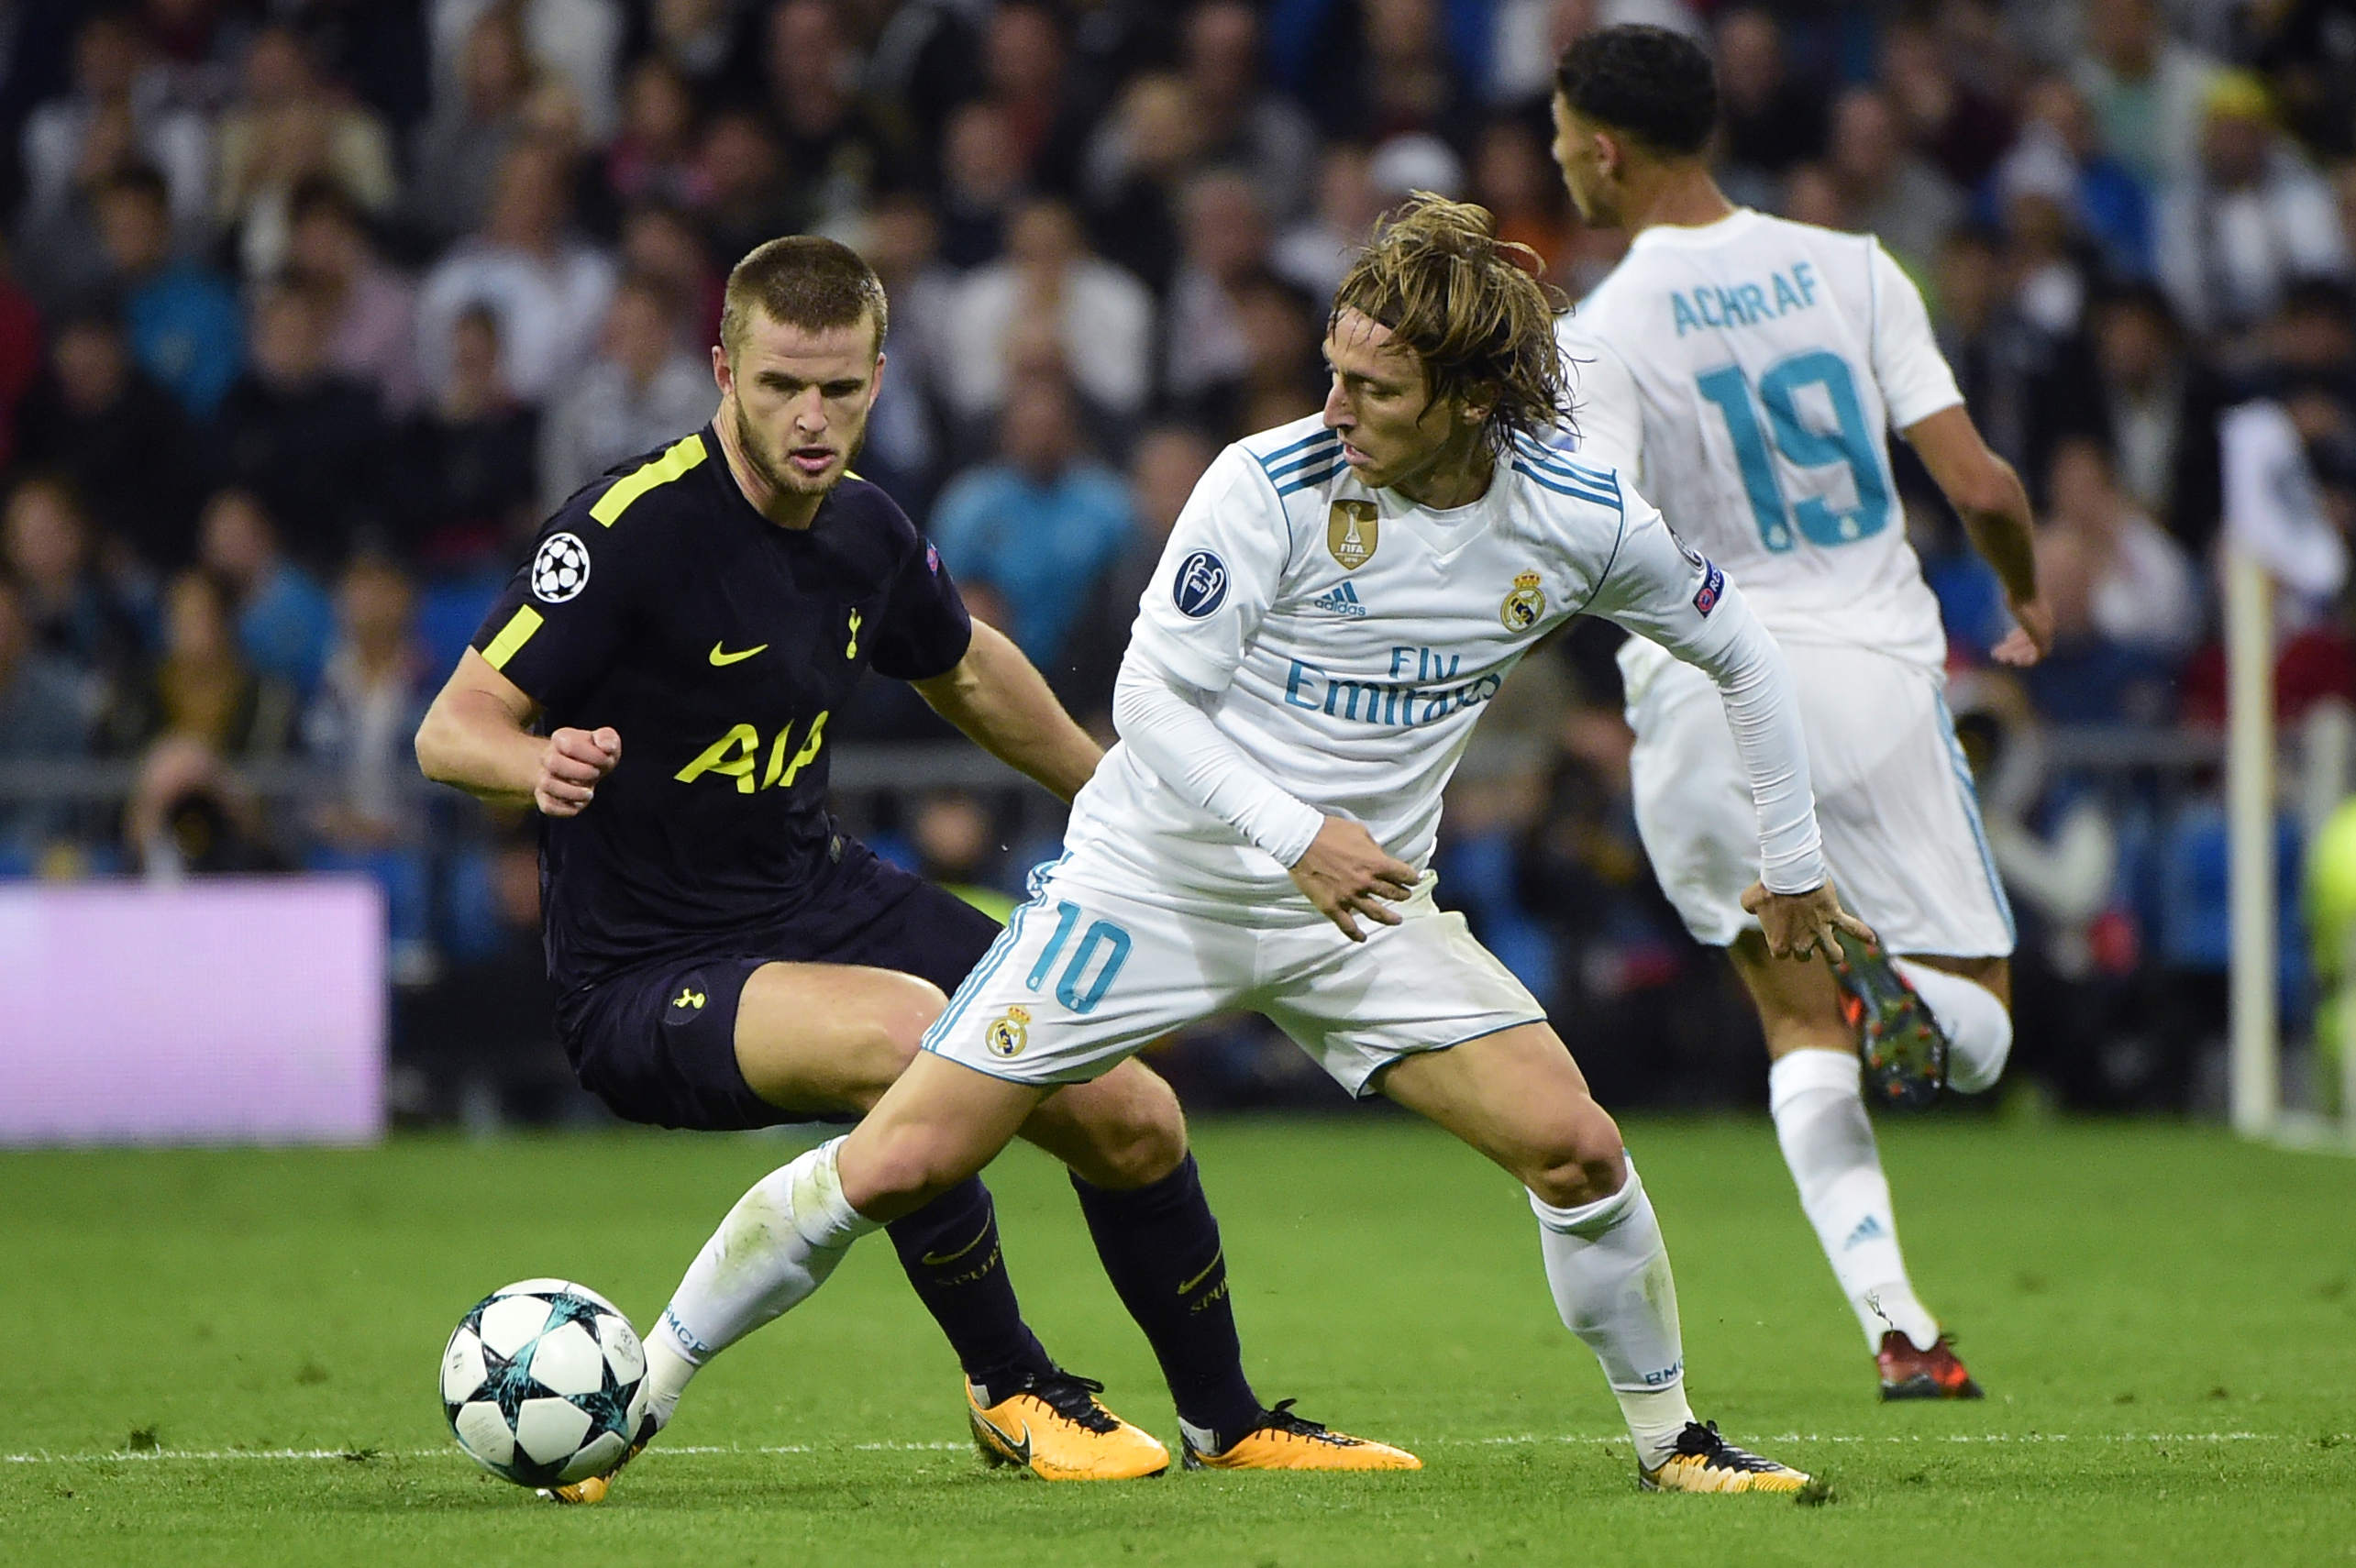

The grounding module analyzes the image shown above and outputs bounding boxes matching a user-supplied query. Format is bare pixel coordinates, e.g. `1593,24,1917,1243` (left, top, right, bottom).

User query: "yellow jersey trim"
591,433,707,527
481,605,544,670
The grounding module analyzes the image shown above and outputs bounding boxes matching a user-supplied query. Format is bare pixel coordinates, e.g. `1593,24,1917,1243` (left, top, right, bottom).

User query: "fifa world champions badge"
1499,570,1546,632
1327,500,1378,569
985,1004,1031,1058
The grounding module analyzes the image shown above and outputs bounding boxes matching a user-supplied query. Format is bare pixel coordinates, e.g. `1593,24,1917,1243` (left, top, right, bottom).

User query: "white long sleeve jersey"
1064,414,1824,914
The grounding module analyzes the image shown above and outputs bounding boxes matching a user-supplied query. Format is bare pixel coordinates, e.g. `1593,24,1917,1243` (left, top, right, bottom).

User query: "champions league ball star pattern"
440,1280,649,1488
531,533,592,603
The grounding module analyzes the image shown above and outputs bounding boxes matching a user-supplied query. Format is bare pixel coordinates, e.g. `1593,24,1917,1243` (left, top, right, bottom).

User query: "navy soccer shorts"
557,842,1004,1131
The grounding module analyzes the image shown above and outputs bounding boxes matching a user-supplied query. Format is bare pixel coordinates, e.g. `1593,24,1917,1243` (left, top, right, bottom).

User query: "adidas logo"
1843,1216,1886,1250
1309,580,1368,616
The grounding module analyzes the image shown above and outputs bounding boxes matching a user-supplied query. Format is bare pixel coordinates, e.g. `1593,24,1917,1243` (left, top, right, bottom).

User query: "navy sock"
885,1177,1054,1402
1069,1154,1262,1439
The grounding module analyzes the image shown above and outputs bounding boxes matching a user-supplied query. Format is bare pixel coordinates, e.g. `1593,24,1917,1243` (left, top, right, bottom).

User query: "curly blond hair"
1331,193,1571,458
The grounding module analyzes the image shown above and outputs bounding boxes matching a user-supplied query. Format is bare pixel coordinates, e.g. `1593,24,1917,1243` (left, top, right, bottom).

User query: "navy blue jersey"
469,425,972,995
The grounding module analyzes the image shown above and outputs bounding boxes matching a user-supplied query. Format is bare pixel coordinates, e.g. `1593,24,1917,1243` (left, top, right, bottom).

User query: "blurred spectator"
913,790,1016,921
605,57,710,214
762,0,894,233
1296,0,1476,155
2,475,146,697
1996,75,2154,284
15,306,202,570
1824,86,1962,276
693,108,795,272
1180,270,1326,441
429,0,623,146
2043,436,2203,657
1059,421,1217,723
95,165,243,421
0,248,40,472
20,12,211,241
195,488,336,699
2019,524,2178,723
642,0,755,100
0,574,91,869
1081,72,1205,295
415,138,616,406
124,567,295,756
209,281,387,568
2072,0,2220,198
302,554,431,951
405,4,533,245
2091,282,2228,552
982,1,1089,194
929,374,1134,685
851,193,954,508
284,0,434,143
395,304,541,569
124,733,285,876
1180,2,1319,223
939,198,1153,430
1712,7,1827,211
1274,141,1384,302
1935,223,2107,507
1991,127,2100,343
935,99,1027,269
538,273,716,513
620,201,724,350
287,176,423,416
1879,16,2015,193
1164,171,1272,412
1475,113,1574,286
2156,72,2350,342
214,25,398,284
2251,0,2356,161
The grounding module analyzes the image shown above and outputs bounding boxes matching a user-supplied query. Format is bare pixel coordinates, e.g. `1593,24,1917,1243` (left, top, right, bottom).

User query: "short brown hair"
720,235,889,360
1331,194,1568,458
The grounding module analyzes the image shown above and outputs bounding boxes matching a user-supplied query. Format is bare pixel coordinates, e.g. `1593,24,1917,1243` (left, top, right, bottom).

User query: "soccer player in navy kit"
416,236,1405,1496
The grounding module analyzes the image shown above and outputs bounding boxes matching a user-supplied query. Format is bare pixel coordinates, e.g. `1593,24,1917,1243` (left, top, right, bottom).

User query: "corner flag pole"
2226,547,2278,1137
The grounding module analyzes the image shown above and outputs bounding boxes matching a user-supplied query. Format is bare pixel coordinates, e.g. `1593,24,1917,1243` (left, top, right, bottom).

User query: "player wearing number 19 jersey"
1551,27,2051,1398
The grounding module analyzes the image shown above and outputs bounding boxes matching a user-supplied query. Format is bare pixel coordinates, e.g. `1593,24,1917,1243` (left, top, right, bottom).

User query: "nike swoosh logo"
1177,1249,1224,1296
919,1220,996,1267
708,641,769,666
971,1408,1032,1467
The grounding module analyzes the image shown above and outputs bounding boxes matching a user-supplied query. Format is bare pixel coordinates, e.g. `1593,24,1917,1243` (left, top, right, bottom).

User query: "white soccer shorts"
1626,639,2015,957
920,857,1549,1096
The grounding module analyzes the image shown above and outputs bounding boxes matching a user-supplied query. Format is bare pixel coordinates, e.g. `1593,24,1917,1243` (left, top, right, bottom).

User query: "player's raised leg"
1729,936,1985,1400
1377,1023,1809,1492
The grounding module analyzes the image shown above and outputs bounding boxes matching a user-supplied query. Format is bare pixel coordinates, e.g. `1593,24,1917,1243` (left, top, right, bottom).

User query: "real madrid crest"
985,1004,1031,1058
1500,570,1546,632
1327,500,1378,569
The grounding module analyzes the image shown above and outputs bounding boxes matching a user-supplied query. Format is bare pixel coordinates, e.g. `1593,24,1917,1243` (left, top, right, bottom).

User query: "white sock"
1530,1157,1694,1470
645,1137,880,1424
1890,959,2013,1094
1768,1050,1940,1353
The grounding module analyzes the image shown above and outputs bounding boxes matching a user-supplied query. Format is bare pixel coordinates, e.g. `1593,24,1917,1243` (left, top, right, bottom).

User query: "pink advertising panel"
0,878,385,1145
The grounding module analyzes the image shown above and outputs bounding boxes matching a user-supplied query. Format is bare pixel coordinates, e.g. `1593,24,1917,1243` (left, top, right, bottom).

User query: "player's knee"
1065,1069,1189,1189
1522,1099,1627,1210
838,975,947,1110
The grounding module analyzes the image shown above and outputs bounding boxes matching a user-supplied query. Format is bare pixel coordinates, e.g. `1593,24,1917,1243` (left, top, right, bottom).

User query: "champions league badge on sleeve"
1174,549,1229,618
1693,558,1724,617
531,533,591,603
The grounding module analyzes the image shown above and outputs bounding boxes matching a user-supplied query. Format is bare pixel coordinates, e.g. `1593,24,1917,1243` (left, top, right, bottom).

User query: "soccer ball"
439,1279,649,1488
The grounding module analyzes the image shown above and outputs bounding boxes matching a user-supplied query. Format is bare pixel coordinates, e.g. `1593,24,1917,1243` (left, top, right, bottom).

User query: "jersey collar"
1626,206,1761,255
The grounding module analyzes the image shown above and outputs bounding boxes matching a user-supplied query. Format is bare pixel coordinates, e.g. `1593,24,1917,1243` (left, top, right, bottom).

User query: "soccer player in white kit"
625,197,1869,1491
1549,27,2052,1400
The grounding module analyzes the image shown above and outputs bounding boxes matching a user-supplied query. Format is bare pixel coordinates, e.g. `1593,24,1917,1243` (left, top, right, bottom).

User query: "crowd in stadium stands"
3,0,2356,1117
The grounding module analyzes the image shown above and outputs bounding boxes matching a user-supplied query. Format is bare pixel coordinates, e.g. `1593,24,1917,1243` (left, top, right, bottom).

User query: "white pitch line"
6,1432,2328,1465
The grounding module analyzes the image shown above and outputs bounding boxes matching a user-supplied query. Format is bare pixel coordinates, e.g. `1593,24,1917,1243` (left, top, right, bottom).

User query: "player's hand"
1741,878,1876,962
536,726,620,817
1990,593,2052,668
1289,816,1417,943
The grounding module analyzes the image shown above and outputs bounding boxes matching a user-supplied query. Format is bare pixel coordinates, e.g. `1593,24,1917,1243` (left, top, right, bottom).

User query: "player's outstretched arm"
911,619,1103,803
415,648,620,818
1905,404,2050,668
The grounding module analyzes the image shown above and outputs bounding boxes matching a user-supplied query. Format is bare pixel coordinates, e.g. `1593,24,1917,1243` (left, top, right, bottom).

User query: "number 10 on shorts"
1025,901,1132,1015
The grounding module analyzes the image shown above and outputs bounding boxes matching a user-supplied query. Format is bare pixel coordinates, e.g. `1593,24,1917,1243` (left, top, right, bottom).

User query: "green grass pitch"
5,1115,2353,1567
